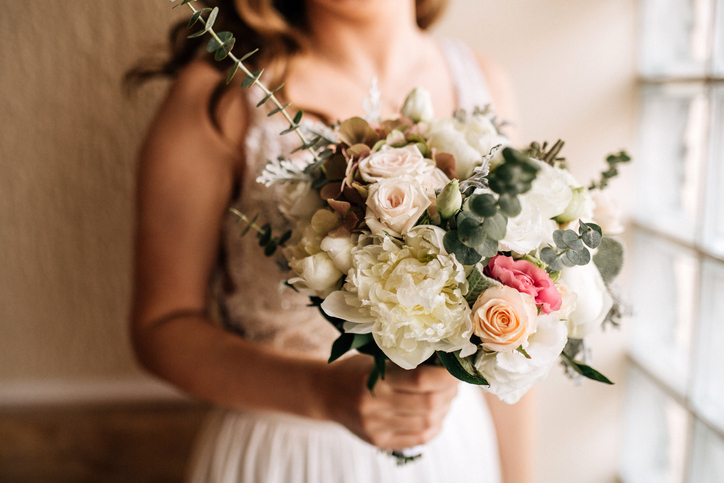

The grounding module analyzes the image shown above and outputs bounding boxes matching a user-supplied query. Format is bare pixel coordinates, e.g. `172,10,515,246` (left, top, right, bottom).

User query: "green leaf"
205,6,218,30
239,48,259,62
226,62,240,85
552,230,567,250
564,248,591,266
580,221,603,249
562,230,583,250
458,216,486,248
328,333,355,363
239,213,259,237
257,223,272,246
293,110,304,124
475,236,499,258
263,240,278,256
207,32,235,60
516,346,531,359
267,103,292,117
241,69,263,89
436,351,489,386
593,236,624,284
540,247,562,271
173,0,196,9
482,212,507,241
187,8,211,28
465,263,502,304
497,194,521,218
443,230,483,265
469,193,497,218
277,230,292,246
561,352,614,385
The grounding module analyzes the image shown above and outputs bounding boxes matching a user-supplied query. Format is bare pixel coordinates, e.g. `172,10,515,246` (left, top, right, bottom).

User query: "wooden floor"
0,401,209,483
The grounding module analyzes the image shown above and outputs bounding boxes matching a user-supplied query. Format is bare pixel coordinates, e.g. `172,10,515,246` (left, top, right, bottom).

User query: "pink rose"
485,255,562,314
472,286,538,352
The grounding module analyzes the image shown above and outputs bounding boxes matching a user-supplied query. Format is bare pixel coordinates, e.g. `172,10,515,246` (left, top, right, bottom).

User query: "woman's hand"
321,354,459,450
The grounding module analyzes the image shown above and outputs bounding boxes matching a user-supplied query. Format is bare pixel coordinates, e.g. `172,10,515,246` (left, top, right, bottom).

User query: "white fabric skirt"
186,383,501,483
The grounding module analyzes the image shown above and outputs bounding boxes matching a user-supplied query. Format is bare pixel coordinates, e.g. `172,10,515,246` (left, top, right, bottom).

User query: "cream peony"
560,262,613,339
471,286,538,352
475,313,568,404
321,226,476,369
365,176,431,238
357,145,435,183
288,252,344,298
320,227,356,275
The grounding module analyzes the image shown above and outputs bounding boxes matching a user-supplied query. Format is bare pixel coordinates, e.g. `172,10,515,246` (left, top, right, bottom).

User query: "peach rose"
471,286,538,352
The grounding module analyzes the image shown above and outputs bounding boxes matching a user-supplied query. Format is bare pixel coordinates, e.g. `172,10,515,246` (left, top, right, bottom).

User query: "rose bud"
436,179,462,219
401,87,434,123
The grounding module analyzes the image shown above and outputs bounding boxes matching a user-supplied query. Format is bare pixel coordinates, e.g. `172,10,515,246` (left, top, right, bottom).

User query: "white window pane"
700,86,724,257
629,231,697,394
691,258,724,432
635,84,707,244
714,0,724,75
620,366,690,483
688,421,724,483
639,0,713,77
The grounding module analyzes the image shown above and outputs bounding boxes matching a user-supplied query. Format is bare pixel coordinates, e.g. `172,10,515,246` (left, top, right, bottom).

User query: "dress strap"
438,38,493,112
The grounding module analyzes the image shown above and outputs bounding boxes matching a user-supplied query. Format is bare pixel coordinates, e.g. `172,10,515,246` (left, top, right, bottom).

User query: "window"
620,1,724,482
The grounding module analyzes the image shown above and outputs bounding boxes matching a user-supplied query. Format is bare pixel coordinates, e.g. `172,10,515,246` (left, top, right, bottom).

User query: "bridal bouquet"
172,0,630,406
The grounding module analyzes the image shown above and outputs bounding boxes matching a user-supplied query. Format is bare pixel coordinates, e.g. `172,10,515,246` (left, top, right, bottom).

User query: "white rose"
498,195,557,255
551,279,577,321
320,228,356,274
591,190,624,235
278,180,325,220
365,176,431,237
525,160,573,220
357,145,434,183
416,167,451,200
401,87,435,123
560,262,613,338
288,252,344,298
428,120,483,179
475,313,568,404
322,226,475,369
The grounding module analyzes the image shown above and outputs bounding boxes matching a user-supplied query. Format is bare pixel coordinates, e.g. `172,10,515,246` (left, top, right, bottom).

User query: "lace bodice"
211,38,492,359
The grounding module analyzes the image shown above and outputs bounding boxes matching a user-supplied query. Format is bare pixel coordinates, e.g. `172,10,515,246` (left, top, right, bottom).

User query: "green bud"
555,187,588,223
436,179,463,219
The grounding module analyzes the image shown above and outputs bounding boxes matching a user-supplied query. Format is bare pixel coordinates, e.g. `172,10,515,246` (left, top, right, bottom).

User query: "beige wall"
0,0,637,480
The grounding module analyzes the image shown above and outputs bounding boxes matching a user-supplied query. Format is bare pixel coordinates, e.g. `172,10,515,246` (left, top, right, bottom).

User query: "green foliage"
229,208,290,257
543,222,603,271
172,0,197,9
593,236,624,284
497,193,521,217
469,193,497,218
187,6,218,38
241,69,263,88
488,148,540,197
436,351,489,386
226,62,240,84
561,351,614,385
465,263,501,304
328,333,374,363
207,31,235,61
589,151,632,190
525,140,566,167
443,230,484,265
187,8,211,28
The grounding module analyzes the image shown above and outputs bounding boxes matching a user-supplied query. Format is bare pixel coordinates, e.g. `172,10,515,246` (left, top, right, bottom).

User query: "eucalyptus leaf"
458,216,486,248
241,69,263,89
593,236,624,284
469,193,497,218
267,103,292,117
552,231,567,250
562,230,584,250
540,247,563,271
239,48,259,62
580,221,603,249
436,351,489,386
443,230,483,265
293,110,304,124
263,240,277,256
564,248,591,266
497,194,521,217
482,213,507,241
475,236,499,258
226,62,239,84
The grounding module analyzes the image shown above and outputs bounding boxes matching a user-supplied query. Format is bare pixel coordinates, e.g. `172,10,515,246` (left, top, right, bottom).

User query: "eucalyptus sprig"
170,0,328,166
228,208,291,256
540,221,602,271
589,151,631,190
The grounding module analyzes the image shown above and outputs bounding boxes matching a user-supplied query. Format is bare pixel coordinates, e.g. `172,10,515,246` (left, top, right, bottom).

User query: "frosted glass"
691,259,724,432
635,84,707,244
639,0,712,77
700,86,724,257
688,421,724,483
620,367,690,483
629,231,697,394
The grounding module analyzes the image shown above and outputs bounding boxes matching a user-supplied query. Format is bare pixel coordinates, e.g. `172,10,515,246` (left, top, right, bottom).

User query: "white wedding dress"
187,38,502,483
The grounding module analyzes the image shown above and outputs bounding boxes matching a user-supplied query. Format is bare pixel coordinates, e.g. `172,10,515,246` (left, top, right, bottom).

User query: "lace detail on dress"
212,39,493,359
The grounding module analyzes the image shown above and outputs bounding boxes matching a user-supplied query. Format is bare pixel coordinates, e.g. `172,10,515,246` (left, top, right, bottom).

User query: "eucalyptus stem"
228,208,263,234
181,1,320,163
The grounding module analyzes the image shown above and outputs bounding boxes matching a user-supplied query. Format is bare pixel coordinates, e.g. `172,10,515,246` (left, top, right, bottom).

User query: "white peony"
401,87,435,123
428,119,485,180
358,145,435,183
560,262,613,339
475,313,568,404
320,227,356,274
365,175,431,238
288,252,344,298
322,226,476,369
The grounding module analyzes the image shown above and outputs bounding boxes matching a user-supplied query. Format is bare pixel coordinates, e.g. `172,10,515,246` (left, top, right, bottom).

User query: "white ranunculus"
498,195,556,255
560,262,613,338
278,180,325,220
401,87,435,123
357,145,434,183
428,120,484,180
591,190,624,235
525,160,573,220
365,176,431,238
475,313,568,404
320,228,356,274
288,252,344,298
322,226,476,369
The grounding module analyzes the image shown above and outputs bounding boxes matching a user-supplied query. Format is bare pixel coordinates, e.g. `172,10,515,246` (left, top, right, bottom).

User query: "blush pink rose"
485,255,562,314
472,286,538,352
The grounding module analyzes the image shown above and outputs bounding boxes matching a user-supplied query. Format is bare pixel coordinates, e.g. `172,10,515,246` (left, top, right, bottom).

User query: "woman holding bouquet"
130,0,533,481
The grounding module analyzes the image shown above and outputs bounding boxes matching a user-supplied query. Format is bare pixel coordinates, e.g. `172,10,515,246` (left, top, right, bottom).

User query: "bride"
130,0,533,481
